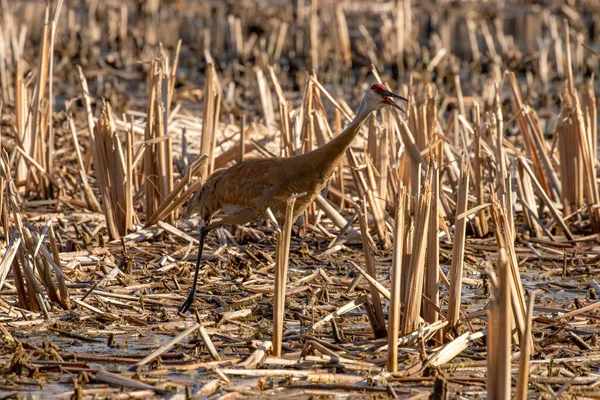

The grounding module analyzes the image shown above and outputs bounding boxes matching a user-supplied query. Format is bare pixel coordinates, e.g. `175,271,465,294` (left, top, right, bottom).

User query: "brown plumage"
179,83,407,313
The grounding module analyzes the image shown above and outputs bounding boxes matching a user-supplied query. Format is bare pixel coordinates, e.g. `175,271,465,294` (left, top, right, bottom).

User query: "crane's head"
365,83,408,113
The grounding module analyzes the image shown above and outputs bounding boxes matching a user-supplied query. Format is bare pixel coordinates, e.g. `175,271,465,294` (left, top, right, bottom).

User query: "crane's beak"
382,89,408,113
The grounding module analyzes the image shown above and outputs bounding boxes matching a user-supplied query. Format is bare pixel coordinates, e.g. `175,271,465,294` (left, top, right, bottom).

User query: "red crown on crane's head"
370,83,387,94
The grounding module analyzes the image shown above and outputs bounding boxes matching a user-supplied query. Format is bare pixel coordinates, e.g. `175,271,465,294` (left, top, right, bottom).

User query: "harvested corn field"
1,0,600,398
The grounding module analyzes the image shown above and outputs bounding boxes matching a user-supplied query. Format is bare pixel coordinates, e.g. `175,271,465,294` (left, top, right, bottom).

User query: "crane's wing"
188,157,291,221
187,153,331,222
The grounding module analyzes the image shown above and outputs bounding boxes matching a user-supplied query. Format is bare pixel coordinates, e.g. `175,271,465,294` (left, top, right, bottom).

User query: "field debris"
1,0,600,398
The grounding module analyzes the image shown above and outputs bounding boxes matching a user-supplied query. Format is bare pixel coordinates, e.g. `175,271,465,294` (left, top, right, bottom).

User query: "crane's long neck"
308,100,372,172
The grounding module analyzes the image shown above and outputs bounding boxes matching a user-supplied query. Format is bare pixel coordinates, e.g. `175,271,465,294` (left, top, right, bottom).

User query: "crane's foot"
179,291,195,313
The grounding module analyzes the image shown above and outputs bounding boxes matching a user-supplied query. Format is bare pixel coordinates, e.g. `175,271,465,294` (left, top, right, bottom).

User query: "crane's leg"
179,224,210,313
179,208,257,313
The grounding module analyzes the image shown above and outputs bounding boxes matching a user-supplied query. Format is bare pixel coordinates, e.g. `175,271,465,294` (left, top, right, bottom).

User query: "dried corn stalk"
92,103,132,239
486,248,512,400
401,169,431,335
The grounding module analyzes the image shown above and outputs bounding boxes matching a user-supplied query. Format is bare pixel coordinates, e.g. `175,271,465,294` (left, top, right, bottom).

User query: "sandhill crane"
179,83,407,313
